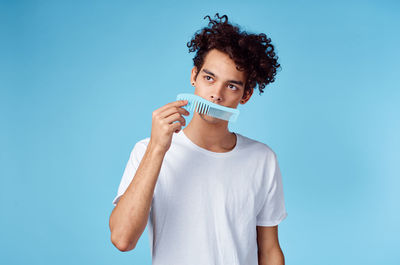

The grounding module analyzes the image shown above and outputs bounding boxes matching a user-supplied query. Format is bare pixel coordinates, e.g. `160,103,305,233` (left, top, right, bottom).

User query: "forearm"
258,247,285,265
109,142,166,251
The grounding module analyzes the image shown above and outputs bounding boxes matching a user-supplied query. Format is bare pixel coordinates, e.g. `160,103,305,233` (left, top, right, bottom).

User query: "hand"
149,100,190,153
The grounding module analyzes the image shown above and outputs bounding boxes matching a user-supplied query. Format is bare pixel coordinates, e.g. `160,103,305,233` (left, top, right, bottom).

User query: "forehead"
201,49,246,80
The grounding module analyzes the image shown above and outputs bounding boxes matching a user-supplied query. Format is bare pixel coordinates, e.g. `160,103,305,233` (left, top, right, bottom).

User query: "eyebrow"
201,68,244,87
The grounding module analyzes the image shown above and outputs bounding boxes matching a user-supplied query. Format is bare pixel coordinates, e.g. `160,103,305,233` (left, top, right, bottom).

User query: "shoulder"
136,136,150,146
238,133,277,161
130,136,151,154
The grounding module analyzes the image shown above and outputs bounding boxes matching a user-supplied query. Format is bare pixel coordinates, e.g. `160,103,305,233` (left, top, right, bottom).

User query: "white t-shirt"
112,130,288,265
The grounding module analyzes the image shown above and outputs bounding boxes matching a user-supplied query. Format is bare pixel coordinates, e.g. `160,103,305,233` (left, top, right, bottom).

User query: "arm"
109,142,166,252
257,225,285,265
109,99,189,252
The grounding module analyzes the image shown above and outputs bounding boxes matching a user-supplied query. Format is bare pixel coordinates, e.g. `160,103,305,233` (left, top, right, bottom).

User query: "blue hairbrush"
176,93,240,122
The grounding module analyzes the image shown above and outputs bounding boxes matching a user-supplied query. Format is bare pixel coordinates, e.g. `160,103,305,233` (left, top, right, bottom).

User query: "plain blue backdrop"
1,0,399,264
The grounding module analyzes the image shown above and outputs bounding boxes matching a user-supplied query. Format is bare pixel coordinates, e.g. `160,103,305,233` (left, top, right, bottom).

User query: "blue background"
1,0,399,264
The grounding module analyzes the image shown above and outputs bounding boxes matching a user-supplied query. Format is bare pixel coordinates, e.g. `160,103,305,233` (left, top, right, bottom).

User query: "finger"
171,122,183,133
159,105,190,119
164,112,186,126
154,100,188,115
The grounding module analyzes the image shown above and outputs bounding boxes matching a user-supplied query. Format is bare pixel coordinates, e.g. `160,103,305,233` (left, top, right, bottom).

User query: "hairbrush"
176,93,240,122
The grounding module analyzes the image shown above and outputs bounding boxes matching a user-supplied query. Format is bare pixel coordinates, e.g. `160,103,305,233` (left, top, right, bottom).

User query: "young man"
109,13,288,265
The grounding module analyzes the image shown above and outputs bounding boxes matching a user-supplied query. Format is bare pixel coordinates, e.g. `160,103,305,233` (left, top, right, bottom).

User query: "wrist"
147,141,167,156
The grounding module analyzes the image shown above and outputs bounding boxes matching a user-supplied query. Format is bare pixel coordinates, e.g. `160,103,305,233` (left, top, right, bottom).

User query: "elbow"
111,233,136,252
110,223,137,252
109,209,140,252
115,242,135,252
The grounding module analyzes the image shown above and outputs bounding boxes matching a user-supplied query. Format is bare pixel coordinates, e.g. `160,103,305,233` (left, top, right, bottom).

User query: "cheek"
199,78,211,88
193,87,207,100
230,97,242,108
194,83,208,94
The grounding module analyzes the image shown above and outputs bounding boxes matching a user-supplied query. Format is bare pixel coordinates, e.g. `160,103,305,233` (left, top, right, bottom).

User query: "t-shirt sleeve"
256,152,288,226
112,140,148,206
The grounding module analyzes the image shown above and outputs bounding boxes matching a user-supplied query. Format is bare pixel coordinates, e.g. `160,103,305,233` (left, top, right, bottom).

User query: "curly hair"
187,13,281,96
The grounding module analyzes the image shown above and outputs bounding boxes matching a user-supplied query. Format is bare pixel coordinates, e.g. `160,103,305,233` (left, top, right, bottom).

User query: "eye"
229,84,238,90
204,75,214,81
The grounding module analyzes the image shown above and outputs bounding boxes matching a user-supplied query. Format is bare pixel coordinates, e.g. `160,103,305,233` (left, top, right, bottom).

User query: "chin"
200,113,222,123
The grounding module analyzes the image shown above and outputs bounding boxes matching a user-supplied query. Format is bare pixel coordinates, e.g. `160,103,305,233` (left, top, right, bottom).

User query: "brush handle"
176,93,240,122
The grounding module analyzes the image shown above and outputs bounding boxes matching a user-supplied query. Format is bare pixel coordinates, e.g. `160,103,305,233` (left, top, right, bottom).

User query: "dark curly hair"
187,13,281,97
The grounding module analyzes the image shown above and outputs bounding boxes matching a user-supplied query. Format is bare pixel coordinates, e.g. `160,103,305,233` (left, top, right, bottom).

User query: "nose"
210,87,223,103
210,95,222,103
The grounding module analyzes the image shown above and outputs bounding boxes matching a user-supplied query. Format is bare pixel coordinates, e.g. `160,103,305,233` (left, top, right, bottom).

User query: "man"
109,13,288,265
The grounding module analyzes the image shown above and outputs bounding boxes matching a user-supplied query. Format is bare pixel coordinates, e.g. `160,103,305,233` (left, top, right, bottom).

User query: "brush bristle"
176,93,239,122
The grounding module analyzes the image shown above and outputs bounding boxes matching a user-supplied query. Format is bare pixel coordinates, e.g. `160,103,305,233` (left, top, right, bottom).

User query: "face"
190,49,253,123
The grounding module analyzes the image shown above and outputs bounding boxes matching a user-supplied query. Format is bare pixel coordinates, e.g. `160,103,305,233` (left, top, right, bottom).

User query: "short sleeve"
256,152,288,226
112,140,148,206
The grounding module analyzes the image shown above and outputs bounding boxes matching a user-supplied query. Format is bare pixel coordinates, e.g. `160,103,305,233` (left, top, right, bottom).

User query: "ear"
240,87,254,104
190,66,198,85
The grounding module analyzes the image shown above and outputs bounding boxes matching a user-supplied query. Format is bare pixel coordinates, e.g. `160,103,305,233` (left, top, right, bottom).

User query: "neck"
182,112,236,152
